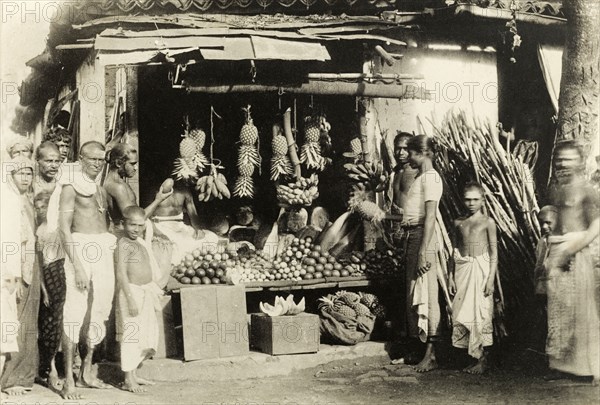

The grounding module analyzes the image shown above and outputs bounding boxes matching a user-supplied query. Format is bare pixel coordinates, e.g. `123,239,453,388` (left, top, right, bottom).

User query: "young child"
450,182,498,374
115,206,163,392
533,206,558,296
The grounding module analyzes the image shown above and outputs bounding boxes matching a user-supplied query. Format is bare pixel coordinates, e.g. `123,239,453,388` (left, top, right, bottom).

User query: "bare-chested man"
104,143,172,234
544,140,600,383
449,182,497,375
151,179,219,286
392,132,419,210
56,141,115,399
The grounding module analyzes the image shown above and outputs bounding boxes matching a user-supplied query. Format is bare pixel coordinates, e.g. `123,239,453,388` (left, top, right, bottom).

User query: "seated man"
150,179,219,287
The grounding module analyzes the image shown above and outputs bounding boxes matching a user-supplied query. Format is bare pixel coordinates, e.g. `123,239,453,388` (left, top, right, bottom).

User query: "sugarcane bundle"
425,110,541,334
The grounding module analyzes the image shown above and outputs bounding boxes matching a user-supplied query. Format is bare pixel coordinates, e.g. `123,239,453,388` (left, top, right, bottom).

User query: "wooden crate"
177,285,249,361
250,313,320,355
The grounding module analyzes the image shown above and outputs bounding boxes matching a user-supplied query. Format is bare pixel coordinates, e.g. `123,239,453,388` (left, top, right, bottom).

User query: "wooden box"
177,285,249,361
155,295,178,358
250,313,320,355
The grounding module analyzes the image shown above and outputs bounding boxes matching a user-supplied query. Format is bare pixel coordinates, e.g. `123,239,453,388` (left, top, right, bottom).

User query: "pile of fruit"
276,237,364,281
344,160,388,193
171,249,234,285
356,249,403,278
318,290,386,319
276,174,319,207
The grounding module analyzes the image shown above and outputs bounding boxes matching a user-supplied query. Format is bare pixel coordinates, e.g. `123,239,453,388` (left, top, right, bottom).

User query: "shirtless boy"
115,206,162,393
57,141,115,399
450,182,498,374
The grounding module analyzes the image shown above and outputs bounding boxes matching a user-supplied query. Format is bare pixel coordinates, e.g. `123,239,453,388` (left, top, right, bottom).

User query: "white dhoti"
63,232,117,345
149,214,220,266
1,287,19,354
117,282,162,372
451,249,493,359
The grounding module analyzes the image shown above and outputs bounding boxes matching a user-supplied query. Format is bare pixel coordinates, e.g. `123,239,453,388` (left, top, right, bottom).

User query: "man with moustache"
34,141,62,197
47,141,115,399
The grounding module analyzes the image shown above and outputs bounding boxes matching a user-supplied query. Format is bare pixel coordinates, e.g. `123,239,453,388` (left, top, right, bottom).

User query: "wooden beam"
184,81,429,100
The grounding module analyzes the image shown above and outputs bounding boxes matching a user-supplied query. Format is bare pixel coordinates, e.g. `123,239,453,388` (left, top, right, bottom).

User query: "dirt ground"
3,355,598,405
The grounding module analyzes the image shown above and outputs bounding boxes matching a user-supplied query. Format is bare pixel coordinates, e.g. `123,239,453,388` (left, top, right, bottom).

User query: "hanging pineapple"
234,106,259,198
172,118,209,181
300,114,326,170
270,127,292,181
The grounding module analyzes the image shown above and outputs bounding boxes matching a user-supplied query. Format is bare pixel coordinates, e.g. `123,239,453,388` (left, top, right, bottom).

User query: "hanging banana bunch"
270,125,292,181
300,114,328,171
172,117,209,181
196,163,231,202
234,105,259,198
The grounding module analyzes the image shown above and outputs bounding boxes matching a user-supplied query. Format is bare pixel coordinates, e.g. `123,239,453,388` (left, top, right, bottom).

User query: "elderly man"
0,156,39,397
545,140,600,383
49,141,115,399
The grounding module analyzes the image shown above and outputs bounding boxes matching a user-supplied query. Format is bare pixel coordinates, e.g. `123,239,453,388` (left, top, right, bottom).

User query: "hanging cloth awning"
92,28,330,65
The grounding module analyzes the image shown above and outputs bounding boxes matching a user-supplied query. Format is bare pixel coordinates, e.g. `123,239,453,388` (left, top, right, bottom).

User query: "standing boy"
115,206,163,392
450,182,498,374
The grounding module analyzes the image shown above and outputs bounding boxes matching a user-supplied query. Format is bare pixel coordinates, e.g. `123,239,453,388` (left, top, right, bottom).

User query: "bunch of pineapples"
300,114,329,171
270,127,292,181
318,291,373,319
318,291,386,320
234,106,260,198
173,127,209,181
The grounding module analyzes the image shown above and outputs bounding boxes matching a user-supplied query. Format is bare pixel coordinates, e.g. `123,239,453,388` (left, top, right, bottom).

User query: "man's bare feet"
76,375,111,389
465,358,488,375
121,376,146,393
60,380,83,400
1,386,28,396
413,356,438,373
134,376,156,386
48,370,63,390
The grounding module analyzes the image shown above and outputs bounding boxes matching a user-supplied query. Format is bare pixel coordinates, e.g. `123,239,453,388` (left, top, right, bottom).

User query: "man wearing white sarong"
48,142,114,399
451,250,494,359
115,206,163,392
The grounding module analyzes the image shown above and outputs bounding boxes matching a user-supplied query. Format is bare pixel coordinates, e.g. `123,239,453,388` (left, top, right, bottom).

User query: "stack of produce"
171,250,233,285
318,290,386,319
344,160,389,192
173,126,209,181
234,106,260,198
426,110,541,334
196,163,230,201
345,249,402,279
276,174,320,207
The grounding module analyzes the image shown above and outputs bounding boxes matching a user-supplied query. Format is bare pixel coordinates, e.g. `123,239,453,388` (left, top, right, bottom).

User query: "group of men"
390,132,599,381
1,134,216,399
